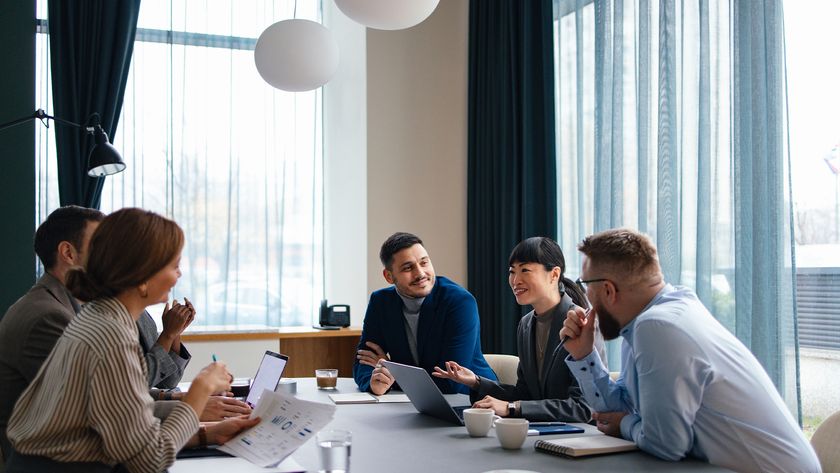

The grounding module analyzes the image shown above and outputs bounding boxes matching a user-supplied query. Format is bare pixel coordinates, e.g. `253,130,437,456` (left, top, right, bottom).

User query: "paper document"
329,392,411,404
218,389,336,467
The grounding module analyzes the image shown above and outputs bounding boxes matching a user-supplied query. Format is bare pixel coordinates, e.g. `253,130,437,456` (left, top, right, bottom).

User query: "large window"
35,0,324,329
552,0,800,419
785,0,840,435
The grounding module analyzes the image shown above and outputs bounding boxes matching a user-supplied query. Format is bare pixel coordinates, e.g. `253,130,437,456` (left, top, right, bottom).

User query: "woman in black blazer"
434,237,605,422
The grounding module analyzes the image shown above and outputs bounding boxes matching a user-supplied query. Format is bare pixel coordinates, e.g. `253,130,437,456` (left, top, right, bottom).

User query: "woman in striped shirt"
6,208,258,473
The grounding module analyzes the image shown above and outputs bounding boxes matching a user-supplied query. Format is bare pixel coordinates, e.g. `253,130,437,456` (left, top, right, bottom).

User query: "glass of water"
317,429,351,473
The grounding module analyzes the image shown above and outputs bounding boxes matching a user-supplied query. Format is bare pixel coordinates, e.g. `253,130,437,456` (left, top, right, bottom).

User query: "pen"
557,308,592,350
212,354,217,362
530,422,567,426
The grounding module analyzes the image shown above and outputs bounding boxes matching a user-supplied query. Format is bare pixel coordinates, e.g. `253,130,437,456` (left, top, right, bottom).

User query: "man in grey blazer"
0,206,105,459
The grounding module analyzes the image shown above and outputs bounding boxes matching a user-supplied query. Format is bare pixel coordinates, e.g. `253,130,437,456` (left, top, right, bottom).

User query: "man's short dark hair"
379,232,424,269
34,206,106,270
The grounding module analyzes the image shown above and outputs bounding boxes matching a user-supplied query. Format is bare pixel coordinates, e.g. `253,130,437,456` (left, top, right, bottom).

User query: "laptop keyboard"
453,405,470,419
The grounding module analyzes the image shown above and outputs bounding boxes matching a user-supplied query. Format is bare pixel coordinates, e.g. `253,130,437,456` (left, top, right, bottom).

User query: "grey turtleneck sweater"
396,291,424,364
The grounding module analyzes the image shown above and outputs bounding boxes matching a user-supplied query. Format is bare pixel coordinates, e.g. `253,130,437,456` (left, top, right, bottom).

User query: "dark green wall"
0,2,36,314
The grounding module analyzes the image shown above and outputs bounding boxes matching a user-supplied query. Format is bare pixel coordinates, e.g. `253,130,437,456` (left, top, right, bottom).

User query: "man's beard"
596,304,622,340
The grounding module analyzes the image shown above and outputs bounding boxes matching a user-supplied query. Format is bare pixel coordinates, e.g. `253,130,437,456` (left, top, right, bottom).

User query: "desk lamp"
0,108,126,177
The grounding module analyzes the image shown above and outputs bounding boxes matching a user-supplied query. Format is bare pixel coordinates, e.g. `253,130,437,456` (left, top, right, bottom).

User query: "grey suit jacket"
475,294,605,422
0,273,78,458
137,310,190,390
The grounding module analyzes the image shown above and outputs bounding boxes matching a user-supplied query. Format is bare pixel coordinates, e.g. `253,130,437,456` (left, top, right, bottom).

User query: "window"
35,0,324,329
552,0,801,420
785,0,840,435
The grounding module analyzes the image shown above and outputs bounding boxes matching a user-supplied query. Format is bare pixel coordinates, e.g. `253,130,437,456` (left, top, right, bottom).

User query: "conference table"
172,378,733,473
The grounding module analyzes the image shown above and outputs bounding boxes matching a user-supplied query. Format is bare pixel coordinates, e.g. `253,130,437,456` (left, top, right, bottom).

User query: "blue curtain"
48,0,141,208
554,0,799,417
468,0,558,354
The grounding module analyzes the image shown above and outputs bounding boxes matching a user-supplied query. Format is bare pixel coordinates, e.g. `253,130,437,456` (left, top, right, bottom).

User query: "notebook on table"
535,434,637,457
328,392,411,404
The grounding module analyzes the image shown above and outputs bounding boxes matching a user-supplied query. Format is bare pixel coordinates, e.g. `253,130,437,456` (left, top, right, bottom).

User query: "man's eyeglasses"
576,277,610,291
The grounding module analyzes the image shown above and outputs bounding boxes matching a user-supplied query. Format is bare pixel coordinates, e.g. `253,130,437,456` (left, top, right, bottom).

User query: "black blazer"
475,293,598,422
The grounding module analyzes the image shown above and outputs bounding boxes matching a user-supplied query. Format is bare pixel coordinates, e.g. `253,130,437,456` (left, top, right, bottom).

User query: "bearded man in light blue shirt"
560,228,820,473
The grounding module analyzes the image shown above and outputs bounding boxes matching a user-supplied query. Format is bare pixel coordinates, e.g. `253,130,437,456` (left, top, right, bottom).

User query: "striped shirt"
7,298,199,472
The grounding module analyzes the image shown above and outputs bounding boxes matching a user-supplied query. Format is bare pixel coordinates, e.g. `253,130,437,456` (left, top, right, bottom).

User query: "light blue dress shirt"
566,284,820,473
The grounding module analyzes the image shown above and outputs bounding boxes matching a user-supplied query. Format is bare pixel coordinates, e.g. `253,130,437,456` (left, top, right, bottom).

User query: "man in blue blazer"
354,232,496,395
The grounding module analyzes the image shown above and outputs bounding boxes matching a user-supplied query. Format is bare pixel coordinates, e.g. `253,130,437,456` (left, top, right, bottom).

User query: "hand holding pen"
559,307,595,361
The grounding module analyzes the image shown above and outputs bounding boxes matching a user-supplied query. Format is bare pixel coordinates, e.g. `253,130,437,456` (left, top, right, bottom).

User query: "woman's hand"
207,415,261,445
432,361,479,389
191,362,233,396
471,395,509,417
200,396,252,422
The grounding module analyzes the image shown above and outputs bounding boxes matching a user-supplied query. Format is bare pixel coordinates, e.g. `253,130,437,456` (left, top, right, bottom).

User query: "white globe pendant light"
334,0,440,30
254,19,340,92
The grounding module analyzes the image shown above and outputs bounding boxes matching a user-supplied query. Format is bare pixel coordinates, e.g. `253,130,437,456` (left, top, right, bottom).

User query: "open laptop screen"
245,351,289,407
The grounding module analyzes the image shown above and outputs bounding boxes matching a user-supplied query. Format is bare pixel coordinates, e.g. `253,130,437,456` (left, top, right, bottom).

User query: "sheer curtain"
36,0,324,329
554,0,799,416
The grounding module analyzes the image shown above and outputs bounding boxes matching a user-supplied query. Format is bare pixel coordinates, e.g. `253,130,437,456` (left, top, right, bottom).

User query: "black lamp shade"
87,126,126,177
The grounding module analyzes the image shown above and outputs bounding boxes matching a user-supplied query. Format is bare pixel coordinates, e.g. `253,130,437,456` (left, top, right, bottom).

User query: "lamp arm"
0,109,86,133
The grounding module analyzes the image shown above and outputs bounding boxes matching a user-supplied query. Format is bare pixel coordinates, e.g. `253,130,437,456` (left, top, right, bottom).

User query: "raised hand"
559,307,595,361
432,361,479,388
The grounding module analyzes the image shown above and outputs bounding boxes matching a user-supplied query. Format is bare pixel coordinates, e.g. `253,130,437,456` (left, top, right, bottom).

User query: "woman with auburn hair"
5,208,258,473
434,237,606,422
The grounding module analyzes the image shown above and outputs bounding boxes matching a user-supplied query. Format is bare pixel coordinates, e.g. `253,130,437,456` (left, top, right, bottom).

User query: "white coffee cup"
463,408,500,437
494,418,529,449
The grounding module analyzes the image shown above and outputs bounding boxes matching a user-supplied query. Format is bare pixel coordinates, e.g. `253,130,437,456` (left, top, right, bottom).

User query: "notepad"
328,392,411,404
535,434,637,457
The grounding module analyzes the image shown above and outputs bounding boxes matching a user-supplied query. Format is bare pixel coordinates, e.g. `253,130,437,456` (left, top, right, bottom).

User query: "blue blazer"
353,276,496,394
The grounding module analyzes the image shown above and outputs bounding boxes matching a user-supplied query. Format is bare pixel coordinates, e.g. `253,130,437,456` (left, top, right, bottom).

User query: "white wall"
323,2,368,326
365,0,470,294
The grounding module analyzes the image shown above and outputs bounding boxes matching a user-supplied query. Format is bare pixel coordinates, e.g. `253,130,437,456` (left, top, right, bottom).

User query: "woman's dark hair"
66,208,184,302
508,236,589,309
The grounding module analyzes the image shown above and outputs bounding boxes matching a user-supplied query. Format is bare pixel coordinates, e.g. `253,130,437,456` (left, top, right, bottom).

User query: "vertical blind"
553,0,799,416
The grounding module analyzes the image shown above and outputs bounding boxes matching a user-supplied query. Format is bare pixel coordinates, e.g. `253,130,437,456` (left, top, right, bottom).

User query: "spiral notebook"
535,435,637,458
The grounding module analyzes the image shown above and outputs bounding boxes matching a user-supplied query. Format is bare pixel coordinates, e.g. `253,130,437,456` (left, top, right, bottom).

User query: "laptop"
381,360,470,425
244,350,289,408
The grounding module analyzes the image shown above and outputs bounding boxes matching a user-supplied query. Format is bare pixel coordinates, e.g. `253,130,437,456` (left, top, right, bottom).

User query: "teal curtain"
468,0,558,354
48,0,140,208
554,0,799,418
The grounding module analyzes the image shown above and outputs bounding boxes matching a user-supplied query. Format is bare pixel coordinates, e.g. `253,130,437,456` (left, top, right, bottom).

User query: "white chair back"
812,410,840,473
484,354,519,385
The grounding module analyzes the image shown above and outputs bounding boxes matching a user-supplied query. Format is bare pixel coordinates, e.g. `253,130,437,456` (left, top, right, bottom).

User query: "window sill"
181,326,362,342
